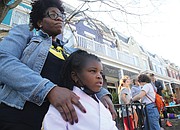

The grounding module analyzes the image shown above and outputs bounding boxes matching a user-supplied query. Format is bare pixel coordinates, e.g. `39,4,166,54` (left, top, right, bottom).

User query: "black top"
154,80,164,96
0,40,68,130
41,40,67,86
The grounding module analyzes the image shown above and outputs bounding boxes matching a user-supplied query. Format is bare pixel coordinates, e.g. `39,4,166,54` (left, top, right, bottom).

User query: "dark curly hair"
138,74,151,83
30,0,64,30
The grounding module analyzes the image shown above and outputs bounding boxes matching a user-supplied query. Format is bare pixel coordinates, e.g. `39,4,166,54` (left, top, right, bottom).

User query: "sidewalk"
161,119,180,130
116,118,180,130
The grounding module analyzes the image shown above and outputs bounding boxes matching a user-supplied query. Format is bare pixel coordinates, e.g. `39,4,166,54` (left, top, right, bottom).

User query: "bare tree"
64,0,164,40
0,0,164,36
0,0,22,23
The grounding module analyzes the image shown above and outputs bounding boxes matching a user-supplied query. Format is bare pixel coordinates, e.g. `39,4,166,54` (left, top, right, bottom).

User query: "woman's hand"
100,95,117,120
47,86,86,125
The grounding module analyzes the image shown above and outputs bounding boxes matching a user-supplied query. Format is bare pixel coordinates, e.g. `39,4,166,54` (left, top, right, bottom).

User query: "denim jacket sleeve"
96,87,112,100
0,24,55,107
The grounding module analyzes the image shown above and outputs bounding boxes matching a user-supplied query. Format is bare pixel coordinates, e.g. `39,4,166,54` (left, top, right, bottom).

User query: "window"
162,68,167,76
152,63,157,72
159,67,163,75
142,59,148,70
11,10,29,27
171,70,175,78
175,72,179,79
155,65,161,74
133,54,139,66
166,69,171,77
63,26,76,48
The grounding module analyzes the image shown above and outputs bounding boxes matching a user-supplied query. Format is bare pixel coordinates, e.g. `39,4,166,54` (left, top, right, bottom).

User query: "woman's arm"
121,93,129,104
132,90,146,102
0,24,54,106
0,25,86,124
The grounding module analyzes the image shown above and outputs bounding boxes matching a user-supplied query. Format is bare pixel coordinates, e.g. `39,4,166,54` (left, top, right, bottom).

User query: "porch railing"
114,103,150,130
76,34,138,67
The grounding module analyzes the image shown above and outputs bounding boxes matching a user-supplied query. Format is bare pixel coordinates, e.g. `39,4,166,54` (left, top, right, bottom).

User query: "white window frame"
133,54,139,66
142,58,148,70
63,26,76,47
152,63,158,72
122,48,129,54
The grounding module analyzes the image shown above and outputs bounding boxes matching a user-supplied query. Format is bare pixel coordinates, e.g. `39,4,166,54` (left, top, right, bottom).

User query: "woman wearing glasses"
0,0,117,130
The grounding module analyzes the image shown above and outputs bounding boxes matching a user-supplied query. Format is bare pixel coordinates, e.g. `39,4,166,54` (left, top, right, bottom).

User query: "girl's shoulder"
121,87,128,91
142,83,154,94
120,87,130,94
143,83,151,88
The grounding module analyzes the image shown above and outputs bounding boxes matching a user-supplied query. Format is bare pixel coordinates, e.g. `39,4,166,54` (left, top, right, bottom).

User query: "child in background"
43,50,118,130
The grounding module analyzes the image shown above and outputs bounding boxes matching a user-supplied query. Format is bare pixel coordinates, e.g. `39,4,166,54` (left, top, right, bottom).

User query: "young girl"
118,76,137,130
43,50,118,130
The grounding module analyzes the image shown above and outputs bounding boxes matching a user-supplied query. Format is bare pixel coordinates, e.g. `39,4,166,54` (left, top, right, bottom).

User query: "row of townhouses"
0,0,180,99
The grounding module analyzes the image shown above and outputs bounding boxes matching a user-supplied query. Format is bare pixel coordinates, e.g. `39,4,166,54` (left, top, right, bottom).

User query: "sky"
131,0,180,67
63,0,180,67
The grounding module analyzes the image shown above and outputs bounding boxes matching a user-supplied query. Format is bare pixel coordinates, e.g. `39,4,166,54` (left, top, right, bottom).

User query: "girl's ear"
37,20,43,28
71,71,78,83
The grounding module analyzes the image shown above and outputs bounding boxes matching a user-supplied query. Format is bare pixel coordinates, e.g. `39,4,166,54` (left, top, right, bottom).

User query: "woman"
43,50,118,130
131,77,144,128
132,74,160,130
131,78,141,99
0,0,116,129
118,76,137,130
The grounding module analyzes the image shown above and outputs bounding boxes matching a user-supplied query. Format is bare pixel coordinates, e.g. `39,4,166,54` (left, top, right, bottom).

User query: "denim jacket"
0,24,111,110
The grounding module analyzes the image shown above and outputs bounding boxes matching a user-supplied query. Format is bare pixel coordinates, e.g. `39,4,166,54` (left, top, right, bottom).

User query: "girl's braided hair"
60,49,101,90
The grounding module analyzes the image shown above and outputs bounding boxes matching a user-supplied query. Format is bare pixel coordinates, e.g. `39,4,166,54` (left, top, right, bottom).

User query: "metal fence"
114,103,150,130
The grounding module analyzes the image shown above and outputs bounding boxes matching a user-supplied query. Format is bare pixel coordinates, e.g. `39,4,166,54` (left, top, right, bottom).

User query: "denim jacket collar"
36,30,50,39
36,30,66,47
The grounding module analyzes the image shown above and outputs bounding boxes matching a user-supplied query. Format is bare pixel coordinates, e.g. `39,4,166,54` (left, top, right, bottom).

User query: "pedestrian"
132,74,160,130
43,50,118,130
0,0,116,129
118,76,137,130
131,78,141,99
149,73,172,127
131,77,144,128
149,73,163,96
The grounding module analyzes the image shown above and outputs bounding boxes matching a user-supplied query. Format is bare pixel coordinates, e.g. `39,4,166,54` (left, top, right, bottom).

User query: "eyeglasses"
45,11,66,20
